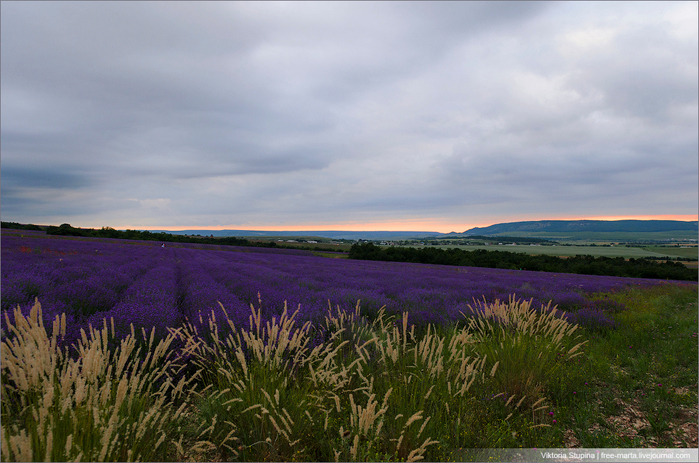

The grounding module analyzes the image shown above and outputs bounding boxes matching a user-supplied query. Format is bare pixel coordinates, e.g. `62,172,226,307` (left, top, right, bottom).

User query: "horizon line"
16,214,694,234
129,215,699,234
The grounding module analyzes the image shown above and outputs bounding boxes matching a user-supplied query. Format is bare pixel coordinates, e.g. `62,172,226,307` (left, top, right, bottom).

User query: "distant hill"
461,220,698,237
147,220,698,241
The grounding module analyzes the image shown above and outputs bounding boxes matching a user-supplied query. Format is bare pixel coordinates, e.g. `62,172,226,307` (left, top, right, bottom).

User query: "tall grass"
4,287,694,461
1,299,197,461
463,296,586,408
169,295,582,461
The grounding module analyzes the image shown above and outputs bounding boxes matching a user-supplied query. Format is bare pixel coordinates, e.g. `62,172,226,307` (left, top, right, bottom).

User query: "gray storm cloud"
1,1,696,229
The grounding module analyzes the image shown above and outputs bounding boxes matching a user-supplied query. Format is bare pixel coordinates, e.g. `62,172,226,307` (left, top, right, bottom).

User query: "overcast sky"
2,1,697,232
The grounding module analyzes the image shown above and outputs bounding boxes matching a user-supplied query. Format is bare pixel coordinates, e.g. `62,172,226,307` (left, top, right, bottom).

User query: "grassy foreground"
1,284,696,461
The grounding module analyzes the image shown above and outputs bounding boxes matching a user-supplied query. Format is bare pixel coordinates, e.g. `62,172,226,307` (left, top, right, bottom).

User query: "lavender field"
2,231,697,460
0,231,680,344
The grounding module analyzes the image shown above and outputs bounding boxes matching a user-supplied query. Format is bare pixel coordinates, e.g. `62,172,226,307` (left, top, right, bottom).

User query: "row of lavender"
1,234,687,345
0,228,312,255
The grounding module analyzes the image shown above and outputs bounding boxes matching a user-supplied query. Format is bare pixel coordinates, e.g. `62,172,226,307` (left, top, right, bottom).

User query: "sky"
1,1,697,233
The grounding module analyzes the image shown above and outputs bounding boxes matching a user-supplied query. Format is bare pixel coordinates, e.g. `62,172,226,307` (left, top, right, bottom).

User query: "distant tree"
0,222,43,231
48,223,88,236
95,226,121,238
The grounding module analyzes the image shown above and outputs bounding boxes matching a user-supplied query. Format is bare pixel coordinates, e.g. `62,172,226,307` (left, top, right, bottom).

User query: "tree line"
348,242,697,281
2,221,346,253
39,223,275,248
1,221,44,231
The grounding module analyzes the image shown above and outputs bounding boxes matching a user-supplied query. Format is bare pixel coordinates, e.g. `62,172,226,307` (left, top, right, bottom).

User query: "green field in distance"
404,244,696,259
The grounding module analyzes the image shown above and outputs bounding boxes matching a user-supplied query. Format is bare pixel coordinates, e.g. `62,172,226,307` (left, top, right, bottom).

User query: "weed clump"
1,299,196,462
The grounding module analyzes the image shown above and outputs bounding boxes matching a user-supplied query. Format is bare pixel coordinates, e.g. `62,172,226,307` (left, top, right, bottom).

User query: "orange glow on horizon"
120,214,698,234
126,219,487,234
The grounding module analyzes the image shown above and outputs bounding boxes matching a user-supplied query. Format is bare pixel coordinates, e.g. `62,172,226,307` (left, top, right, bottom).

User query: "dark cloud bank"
1,1,696,230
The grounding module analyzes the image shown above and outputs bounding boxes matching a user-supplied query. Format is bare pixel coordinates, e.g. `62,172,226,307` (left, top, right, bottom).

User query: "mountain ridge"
461,219,698,236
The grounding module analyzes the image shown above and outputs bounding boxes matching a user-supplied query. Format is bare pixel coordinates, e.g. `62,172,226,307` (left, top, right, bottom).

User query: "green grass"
555,284,698,448
256,239,354,253
476,230,699,242
641,246,699,259
408,244,686,259
312,251,350,259
2,285,697,461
